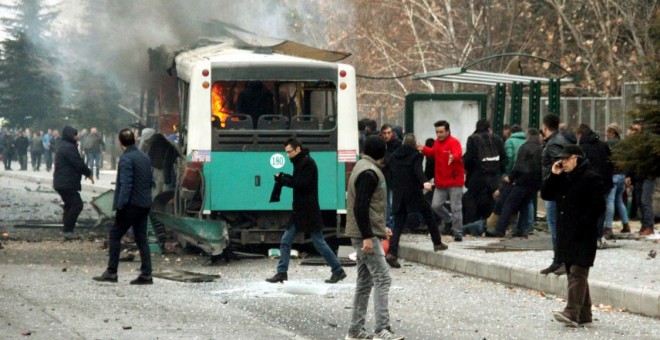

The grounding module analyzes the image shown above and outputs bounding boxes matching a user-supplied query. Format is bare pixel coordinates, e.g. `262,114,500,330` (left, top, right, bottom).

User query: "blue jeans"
87,152,101,178
349,237,392,335
385,189,394,229
276,223,342,274
545,200,560,265
605,174,629,229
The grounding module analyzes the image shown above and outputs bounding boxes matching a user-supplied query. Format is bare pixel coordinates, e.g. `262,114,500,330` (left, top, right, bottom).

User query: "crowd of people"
0,126,106,175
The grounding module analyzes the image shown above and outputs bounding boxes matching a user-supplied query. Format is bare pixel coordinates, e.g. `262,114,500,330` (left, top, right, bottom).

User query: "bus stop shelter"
412,55,573,134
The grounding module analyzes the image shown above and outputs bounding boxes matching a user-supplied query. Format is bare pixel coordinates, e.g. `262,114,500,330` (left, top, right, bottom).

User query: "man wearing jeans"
345,135,403,340
540,114,570,275
420,120,465,242
266,138,346,284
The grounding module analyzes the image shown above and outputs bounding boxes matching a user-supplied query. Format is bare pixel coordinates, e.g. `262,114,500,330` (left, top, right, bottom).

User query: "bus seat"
257,115,288,130
322,115,337,130
290,115,319,130
225,114,253,130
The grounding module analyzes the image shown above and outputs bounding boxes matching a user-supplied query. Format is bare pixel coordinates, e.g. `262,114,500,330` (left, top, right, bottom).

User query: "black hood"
62,126,78,143
392,144,420,164
579,130,600,144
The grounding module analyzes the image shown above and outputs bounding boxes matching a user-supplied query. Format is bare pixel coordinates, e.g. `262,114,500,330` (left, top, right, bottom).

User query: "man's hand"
416,142,424,152
551,160,563,175
502,176,510,184
361,238,374,254
386,228,393,237
448,152,454,165
423,182,433,192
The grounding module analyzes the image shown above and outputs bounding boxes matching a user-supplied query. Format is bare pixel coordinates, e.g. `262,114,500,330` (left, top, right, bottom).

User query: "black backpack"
475,133,500,174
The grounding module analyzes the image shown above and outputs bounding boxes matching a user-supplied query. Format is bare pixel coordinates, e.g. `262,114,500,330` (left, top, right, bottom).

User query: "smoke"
49,0,353,92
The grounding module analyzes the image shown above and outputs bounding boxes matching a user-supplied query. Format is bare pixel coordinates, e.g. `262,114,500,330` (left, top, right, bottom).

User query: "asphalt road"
1,174,660,339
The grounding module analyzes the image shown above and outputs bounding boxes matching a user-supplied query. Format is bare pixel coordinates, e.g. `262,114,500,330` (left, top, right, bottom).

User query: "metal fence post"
510,82,523,126
528,80,541,129
494,83,506,135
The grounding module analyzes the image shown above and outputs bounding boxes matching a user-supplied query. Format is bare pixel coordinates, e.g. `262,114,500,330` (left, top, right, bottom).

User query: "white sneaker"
346,328,373,339
374,327,404,340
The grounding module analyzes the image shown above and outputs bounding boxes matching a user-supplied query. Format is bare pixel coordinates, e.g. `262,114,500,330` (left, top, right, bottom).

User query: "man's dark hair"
542,113,560,131
380,123,392,132
475,118,491,132
358,119,366,132
425,138,435,147
503,124,511,130
284,137,302,150
365,119,377,133
576,124,592,137
434,120,450,131
119,128,135,146
364,135,386,160
527,128,540,140
510,124,523,133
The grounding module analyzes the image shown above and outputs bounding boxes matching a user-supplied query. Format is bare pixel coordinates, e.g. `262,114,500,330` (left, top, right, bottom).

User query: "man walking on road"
386,133,447,269
94,128,154,285
345,135,404,340
541,145,605,327
53,126,94,240
266,138,347,284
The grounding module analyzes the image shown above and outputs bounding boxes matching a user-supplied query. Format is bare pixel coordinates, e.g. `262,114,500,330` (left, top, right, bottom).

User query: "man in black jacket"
53,126,93,240
462,119,506,225
577,124,613,241
386,133,447,268
94,128,154,285
266,138,346,284
542,145,605,327
489,129,543,238
14,130,29,171
539,114,570,275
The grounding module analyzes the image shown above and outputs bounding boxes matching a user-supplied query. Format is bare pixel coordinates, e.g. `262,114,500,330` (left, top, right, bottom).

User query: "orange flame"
211,83,233,128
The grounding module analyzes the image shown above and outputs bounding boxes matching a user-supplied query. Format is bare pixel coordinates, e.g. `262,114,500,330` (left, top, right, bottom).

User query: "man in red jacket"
420,120,465,241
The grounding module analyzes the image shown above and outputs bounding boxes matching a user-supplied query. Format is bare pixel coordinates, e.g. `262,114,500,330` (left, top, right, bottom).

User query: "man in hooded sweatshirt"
386,133,447,268
53,126,94,240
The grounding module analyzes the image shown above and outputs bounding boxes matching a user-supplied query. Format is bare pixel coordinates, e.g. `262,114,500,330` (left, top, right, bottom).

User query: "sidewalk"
2,166,659,319
399,230,660,318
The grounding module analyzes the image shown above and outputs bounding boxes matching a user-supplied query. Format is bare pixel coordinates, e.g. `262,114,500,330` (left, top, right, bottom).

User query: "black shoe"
325,269,347,284
130,275,153,285
93,271,118,283
266,272,288,283
441,222,453,235
553,265,567,276
540,264,561,275
62,232,81,240
434,243,448,251
385,254,401,268
453,234,463,242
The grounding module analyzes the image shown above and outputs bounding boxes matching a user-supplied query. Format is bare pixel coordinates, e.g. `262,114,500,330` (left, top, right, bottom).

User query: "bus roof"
175,40,352,83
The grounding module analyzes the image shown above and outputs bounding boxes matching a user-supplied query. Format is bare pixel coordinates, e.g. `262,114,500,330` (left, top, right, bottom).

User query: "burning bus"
145,33,358,258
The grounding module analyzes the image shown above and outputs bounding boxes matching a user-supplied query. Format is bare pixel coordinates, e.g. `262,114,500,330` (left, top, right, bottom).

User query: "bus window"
211,80,336,131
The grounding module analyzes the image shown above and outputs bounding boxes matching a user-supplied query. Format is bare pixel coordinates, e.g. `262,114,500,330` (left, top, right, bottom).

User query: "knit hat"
363,135,386,160
606,123,622,136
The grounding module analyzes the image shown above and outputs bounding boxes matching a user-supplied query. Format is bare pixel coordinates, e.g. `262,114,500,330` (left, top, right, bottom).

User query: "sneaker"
540,263,561,275
374,327,404,340
553,311,578,327
385,254,401,268
345,329,373,339
325,269,347,284
453,234,462,242
93,271,118,283
265,272,288,283
130,275,153,285
434,243,448,251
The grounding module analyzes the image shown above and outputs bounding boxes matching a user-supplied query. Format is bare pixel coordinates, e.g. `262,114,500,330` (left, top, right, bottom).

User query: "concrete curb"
399,243,660,319
0,171,114,194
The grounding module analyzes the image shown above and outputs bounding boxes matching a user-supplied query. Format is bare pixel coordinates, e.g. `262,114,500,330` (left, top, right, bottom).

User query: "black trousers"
389,202,442,258
56,189,83,233
107,205,152,276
